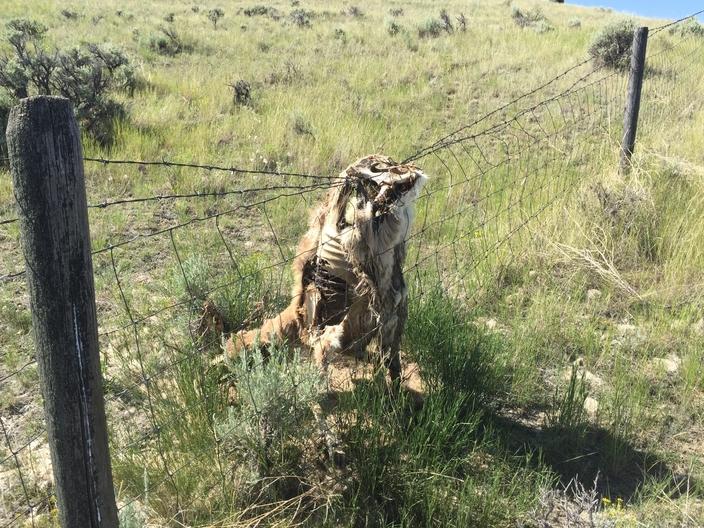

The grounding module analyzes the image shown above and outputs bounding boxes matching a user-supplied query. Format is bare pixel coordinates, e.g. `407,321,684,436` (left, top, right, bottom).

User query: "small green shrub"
117,503,146,528
230,79,251,106
671,18,704,37
290,112,314,136
217,343,322,475
588,19,635,70
173,254,212,303
0,20,136,146
512,7,553,32
148,26,185,56
386,20,401,36
334,27,347,41
418,18,444,38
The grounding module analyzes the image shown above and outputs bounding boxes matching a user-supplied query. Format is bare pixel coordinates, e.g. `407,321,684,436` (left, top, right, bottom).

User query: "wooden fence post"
7,96,119,527
620,26,649,174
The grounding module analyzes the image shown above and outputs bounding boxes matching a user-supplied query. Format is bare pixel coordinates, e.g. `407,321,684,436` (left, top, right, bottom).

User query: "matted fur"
225,154,427,382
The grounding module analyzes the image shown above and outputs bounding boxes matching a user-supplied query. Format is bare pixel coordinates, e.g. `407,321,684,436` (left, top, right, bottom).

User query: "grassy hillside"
0,1,703,527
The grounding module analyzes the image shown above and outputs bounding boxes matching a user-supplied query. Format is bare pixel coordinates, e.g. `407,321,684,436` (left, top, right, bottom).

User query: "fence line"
1,12,703,526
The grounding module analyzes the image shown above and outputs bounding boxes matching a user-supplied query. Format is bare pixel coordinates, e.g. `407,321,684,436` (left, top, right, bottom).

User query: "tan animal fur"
224,154,427,384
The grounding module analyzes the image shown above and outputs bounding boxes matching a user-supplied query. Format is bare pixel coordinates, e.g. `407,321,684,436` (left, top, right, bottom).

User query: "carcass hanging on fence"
207,154,427,386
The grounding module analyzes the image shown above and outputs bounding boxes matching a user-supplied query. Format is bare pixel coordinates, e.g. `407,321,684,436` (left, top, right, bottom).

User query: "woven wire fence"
1,15,703,527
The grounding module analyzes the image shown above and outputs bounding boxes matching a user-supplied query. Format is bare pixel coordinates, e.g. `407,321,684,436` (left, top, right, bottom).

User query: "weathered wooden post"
620,26,649,174
7,96,119,527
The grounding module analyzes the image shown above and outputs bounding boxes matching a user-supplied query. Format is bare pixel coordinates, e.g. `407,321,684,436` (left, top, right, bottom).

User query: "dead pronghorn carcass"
225,154,427,386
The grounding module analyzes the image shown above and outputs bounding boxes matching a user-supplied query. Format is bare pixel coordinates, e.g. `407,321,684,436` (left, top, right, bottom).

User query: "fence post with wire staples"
620,26,649,174
6,96,119,527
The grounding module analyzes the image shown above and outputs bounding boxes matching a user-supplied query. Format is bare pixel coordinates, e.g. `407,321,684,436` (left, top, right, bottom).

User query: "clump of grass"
579,175,658,268
589,19,635,71
600,358,645,472
405,288,507,403
265,60,301,85
403,31,419,51
545,365,589,436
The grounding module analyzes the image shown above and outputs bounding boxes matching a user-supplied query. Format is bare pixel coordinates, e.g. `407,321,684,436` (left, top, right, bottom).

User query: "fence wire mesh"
1,14,703,526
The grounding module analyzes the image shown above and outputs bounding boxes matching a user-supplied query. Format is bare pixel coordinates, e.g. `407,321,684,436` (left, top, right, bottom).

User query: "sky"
572,1,704,21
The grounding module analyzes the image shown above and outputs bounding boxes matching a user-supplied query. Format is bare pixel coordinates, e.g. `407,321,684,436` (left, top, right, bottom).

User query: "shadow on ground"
487,407,699,501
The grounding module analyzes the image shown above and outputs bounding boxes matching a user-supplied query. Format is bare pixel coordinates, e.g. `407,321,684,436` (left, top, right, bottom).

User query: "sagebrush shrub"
243,5,271,17
207,8,224,29
457,13,467,32
217,344,321,475
418,18,444,38
347,6,364,18
334,27,347,41
231,79,251,106
290,8,313,27
672,18,704,37
61,9,80,20
512,7,551,31
439,9,453,33
0,19,136,146
148,26,184,56
588,19,635,71
387,20,401,36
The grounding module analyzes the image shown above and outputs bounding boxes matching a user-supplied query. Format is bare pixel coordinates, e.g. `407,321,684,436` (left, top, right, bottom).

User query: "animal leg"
309,324,346,465
380,293,408,390
224,302,301,360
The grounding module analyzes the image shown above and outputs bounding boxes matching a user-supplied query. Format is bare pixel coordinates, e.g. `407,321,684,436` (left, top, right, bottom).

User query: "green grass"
1,1,703,526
